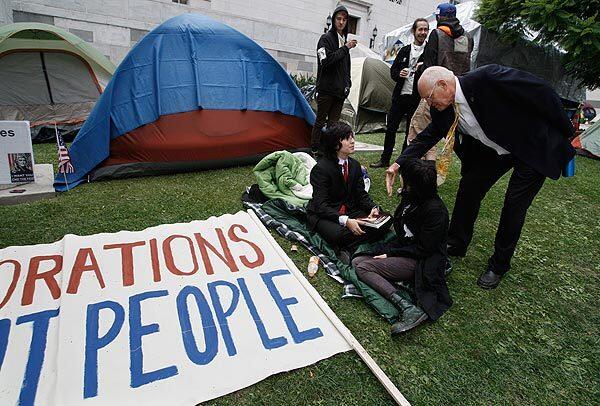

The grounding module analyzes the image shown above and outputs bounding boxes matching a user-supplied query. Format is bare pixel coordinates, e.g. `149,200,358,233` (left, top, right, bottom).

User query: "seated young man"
352,158,452,334
306,122,391,260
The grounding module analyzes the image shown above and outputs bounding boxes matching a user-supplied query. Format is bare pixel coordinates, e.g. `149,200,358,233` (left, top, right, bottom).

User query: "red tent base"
100,109,311,170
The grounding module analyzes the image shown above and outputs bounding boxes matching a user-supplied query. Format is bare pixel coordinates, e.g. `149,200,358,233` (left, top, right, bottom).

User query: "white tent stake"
248,209,411,406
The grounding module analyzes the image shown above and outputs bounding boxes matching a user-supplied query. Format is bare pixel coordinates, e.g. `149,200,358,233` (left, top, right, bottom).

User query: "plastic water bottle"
562,157,575,177
307,256,319,277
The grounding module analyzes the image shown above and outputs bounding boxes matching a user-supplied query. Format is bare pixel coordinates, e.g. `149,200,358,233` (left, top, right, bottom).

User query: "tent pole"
40,52,54,105
247,209,411,406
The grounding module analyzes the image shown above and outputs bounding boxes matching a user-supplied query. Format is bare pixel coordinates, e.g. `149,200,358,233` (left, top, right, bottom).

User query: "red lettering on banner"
103,241,146,286
228,224,265,269
194,229,239,275
21,255,63,306
0,259,21,309
149,238,162,282
163,235,199,276
67,248,106,294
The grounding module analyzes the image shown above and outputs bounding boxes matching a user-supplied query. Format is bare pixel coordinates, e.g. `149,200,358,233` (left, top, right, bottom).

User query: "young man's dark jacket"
369,194,451,321
397,64,576,180
306,156,375,230
389,43,421,102
315,5,352,100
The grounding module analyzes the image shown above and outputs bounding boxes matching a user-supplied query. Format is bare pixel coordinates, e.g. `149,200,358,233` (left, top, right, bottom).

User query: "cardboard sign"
0,121,34,184
0,211,351,405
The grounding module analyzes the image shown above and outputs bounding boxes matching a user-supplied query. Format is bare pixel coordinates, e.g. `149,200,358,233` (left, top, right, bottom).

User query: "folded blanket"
253,151,313,207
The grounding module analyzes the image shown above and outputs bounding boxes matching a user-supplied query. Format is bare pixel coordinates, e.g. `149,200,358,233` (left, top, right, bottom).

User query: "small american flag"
56,130,75,174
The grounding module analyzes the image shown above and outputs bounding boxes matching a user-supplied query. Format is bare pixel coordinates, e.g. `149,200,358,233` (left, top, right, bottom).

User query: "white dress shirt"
454,77,509,155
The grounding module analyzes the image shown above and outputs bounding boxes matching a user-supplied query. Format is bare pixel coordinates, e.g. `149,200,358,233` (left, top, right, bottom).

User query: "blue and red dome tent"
54,13,315,191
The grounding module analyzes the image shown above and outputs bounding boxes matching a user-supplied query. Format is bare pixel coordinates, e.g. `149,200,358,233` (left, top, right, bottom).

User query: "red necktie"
339,161,348,215
343,161,348,183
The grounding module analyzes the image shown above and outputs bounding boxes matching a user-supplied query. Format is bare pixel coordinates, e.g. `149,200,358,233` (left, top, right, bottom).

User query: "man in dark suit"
307,122,390,258
370,18,429,168
386,65,575,289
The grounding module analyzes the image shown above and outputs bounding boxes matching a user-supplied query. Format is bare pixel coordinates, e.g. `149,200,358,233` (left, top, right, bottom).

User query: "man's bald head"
418,66,457,111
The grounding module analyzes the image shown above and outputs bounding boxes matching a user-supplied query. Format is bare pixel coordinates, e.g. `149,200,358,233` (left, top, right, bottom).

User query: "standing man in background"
371,18,429,168
311,5,357,157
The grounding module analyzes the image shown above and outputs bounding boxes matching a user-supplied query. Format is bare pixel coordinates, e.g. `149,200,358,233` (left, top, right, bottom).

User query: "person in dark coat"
306,122,390,258
310,5,356,156
386,65,576,289
353,158,451,334
370,18,429,168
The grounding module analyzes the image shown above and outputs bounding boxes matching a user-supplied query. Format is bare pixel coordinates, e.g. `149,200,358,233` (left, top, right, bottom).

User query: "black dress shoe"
477,269,502,289
447,244,466,257
369,160,390,168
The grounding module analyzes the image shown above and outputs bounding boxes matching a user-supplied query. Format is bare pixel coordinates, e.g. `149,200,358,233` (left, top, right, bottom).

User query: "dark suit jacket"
306,156,375,229
396,64,575,180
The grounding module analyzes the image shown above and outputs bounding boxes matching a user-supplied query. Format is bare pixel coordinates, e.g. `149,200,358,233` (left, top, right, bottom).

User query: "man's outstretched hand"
385,162,400,197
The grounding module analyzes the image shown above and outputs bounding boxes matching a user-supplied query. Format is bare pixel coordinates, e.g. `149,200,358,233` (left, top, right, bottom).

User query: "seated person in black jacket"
306,122,391,256
352,158,452,334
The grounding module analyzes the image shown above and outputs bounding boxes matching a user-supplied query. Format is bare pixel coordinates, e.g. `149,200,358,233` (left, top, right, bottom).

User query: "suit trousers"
310,94,345,150
448,152,545,274
381,94,418,162
352,255,417,299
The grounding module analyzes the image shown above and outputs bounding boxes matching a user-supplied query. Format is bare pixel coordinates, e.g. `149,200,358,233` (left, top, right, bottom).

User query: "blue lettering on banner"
176,286,218,365
129,290,179,388
84,301,125,399
207,281,240,357
261,270,323,344
10,270,325,403
238,277,287,350
16,308,60,406
0,318,9,370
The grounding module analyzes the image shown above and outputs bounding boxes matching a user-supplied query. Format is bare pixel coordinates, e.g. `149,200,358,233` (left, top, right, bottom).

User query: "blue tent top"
55,13,315,191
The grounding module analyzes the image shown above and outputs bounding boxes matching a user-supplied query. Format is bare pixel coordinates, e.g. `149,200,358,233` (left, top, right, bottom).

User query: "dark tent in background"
0,23,115,142
54,13,315,191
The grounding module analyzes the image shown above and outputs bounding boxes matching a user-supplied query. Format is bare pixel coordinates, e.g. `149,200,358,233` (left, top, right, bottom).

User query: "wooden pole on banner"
247,210,411,406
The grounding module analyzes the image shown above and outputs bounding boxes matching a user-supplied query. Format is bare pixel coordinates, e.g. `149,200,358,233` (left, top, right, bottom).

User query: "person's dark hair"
400,158,437,201
411,18,429,33
321,121,354,160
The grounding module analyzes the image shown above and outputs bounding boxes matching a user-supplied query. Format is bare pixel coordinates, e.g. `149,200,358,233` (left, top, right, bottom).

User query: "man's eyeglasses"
425,82,439,105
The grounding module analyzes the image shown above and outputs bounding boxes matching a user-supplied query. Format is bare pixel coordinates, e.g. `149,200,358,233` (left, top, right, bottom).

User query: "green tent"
0,23,115,139
304,57,394,134
342,57,395,133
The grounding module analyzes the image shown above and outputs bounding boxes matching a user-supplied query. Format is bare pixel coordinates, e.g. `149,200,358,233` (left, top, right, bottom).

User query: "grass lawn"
1,135,599,405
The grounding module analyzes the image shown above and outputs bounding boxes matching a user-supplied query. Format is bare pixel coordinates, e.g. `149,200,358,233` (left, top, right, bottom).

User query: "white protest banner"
0,121,34,184
0,211,352,405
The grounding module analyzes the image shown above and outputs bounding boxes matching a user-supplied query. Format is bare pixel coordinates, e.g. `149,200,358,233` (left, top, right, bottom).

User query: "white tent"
382,1,481,66
381,0,584,102
350,43,382,59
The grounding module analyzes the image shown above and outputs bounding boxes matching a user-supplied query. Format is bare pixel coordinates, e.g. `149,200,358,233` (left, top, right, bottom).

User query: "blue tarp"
55,13,315,191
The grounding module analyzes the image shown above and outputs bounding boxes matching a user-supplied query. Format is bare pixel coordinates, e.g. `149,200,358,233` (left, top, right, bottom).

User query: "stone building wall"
5,0,439,74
